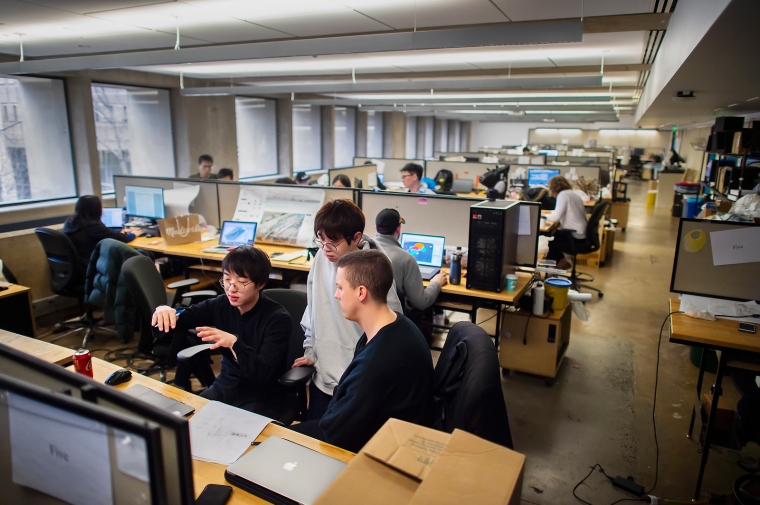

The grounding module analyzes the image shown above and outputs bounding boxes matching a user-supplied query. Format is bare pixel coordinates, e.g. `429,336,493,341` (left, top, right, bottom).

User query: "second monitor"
125,185,166,220
527,168,560,187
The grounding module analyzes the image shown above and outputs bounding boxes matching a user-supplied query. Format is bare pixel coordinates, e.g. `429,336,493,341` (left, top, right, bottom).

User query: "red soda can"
73,348,93,378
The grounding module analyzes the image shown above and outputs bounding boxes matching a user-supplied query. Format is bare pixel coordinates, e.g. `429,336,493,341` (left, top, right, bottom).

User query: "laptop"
400,233,446,280
101,208,124,229
451,178,474,193
122,384,195,417
225,436,347,505
202,220,258,254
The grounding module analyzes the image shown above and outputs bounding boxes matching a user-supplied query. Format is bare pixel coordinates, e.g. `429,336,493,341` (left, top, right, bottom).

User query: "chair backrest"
34,228,85,297
262,289,308,367
122,255,169,355
580,201,610,253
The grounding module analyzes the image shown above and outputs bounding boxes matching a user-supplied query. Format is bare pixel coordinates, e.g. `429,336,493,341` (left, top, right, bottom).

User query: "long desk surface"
0,329,75,365
669,299,760,353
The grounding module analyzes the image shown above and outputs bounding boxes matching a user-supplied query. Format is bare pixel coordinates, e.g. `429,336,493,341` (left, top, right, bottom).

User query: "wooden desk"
0,284,36,337
0,329,74,365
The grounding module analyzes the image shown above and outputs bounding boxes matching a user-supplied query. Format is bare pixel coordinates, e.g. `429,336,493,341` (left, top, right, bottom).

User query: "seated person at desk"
401,163,435,195
152,247,292,417
292,199,402,421
274,177,296,185
544,175,588,270
332,174,351,188
295,172,311,185
522,147,531,155
373,208,447,310
291,250,434,452
190,154,217,179
217,168,234,181
63,195,139,269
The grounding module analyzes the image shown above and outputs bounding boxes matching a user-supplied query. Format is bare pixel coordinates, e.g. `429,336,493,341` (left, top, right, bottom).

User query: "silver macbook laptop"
451,178,474,193
225,436,346,505
202,220,258,254
122,384,195,417
400,233,446,281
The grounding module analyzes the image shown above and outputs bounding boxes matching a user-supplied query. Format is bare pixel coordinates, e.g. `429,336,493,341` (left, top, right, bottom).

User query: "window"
292,104,322,172
0,76,76,205
236,97,278,178
405,115,417,159
366,110,383,158
334,107,356,167
92,84,174,193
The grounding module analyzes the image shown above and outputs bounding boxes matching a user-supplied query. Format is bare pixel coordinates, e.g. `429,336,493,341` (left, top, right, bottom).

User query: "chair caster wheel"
598,292,604,299
545,378,554,387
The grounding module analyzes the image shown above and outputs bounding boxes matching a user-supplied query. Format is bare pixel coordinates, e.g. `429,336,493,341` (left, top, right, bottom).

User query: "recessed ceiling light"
543,118,556,122
672,91,696,101
728,103,738,107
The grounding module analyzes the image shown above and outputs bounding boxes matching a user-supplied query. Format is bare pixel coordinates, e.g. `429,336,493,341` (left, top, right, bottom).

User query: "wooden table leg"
694,351,726,501
688,347,708,439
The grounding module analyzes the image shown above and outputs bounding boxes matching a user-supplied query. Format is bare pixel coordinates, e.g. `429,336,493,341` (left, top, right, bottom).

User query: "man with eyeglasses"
292,199,402,422
400,163,435,194
152,247,292,417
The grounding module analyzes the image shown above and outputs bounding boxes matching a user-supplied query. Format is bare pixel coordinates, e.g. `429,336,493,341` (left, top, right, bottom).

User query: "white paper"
367,171,378,188
114,429,149,483
189,401,271,464
518,205,532,236
8,392,114,505
681,294,759,323
164,184,201,218
710,227,760,266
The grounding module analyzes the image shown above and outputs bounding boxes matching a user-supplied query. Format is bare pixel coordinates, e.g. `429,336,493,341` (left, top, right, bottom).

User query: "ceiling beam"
583,13,671,33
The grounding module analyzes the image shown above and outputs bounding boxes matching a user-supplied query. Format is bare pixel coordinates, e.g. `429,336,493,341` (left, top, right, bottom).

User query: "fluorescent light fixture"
334,92,628,100
536,129,558,132
524,110,606,115
599,129,658,135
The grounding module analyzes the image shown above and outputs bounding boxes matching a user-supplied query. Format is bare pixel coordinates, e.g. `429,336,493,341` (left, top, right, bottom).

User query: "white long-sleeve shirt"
546,190,588,239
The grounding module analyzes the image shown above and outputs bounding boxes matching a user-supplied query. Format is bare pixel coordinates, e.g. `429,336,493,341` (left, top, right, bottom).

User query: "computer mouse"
105,368,132,386
143,232,155,238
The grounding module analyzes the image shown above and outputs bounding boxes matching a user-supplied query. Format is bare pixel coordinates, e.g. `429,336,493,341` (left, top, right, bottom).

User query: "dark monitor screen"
528,169,561,187
632,147,645,156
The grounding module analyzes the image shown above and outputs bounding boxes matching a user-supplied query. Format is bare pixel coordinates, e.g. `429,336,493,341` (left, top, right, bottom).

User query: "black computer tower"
466,200,520,292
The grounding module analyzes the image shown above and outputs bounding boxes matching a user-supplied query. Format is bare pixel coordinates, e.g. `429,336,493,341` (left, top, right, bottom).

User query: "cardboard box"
315,419,525,505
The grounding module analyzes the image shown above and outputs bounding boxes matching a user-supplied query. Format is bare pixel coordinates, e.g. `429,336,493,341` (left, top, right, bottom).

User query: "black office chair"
433,321,514,449
564,200,610,298
628,154,643,179
264,288,314,425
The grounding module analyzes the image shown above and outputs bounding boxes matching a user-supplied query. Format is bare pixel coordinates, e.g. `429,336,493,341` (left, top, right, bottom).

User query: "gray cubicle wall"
353,158,425,183
114,175,222,227
424,161,500,190
329,164,377,188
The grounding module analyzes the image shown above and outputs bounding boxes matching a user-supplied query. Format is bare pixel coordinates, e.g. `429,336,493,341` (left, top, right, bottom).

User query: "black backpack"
434,169,454,192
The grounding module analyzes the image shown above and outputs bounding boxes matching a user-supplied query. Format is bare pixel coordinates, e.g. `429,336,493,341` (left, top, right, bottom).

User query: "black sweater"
63,221,135,269
319,312,435,453
158,294,292,408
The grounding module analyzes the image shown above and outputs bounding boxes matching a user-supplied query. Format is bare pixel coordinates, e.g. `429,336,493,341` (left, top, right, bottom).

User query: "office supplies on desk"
225,436,347,505
400,233,446,280
101,207,124,229
189,400,271,464
202,220,258,254
270,249,308,262
124,384,195,417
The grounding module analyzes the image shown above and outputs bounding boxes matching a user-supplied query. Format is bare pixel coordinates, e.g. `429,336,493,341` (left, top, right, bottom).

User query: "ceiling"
0,0,676,123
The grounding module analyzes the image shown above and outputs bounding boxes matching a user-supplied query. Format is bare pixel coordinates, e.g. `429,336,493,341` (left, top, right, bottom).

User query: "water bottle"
450,248,462,285
533,281,545,316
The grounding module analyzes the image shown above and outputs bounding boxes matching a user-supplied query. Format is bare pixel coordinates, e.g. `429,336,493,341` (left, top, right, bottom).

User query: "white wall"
470,117,636,149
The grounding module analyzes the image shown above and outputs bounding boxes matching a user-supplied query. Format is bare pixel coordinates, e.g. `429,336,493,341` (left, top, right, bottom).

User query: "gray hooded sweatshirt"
301,234,403,395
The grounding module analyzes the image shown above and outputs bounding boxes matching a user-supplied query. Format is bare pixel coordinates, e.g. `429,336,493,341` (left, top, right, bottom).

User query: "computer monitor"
528,168,561,187
125,185,166,220
0,372,164,504
0,342,195,504
400,233,446,268
220,221,257,247
670,219,760,302
101,207,124,229
632,147,645,156
538,149,559,157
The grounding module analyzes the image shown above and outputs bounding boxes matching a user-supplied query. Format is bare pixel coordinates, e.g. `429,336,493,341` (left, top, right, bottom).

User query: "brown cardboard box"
315,419,525,505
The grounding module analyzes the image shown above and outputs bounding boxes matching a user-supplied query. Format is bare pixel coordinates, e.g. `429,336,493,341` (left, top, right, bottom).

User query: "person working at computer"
544,175,588,270
217,168,234,181
295,172,311,185
152,247,293,417
292,200,402,421
291,250,434,452
523,147,531,155
332,174,351,188
63,195,139,269
190,154,217,179
373,208,446,310
400,163,435,194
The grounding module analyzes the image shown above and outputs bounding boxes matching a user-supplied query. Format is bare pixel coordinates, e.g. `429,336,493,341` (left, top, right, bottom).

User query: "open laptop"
225,436,347,505
202,220,257,254
101,208,124,230
400,233,446,280
122,384,195,417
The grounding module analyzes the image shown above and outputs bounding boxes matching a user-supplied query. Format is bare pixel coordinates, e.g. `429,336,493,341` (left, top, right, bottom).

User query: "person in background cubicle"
544,175,588,270
400,163,435,195
523,147,531,155
294,172,311,185
63,195,140,270
217,168,234,181
274,177,296,185
332,174,351,188
190,154,217,179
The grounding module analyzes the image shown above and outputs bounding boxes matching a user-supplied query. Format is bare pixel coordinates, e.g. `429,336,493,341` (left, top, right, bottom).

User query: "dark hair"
522,147,531,154
337,250,393,304
548,175,572,194
332,174,351,188
217,168,233,179
221,246,271,289
314,199,365,244
198,154,213,165
66,195,102,228
401,163,423,180
274,177,295,185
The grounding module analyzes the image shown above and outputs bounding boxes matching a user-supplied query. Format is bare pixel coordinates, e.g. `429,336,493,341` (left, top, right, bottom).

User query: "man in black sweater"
152,247,292,418
292,250,435,452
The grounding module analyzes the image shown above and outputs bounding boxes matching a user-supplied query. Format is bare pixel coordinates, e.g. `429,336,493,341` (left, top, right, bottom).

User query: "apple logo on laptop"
283,462,298,471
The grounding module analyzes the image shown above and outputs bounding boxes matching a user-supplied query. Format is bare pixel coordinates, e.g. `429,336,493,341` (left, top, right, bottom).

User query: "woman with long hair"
544,176,588,270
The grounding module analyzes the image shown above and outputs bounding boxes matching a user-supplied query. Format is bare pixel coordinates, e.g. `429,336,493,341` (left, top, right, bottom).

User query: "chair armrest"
278,366,314,387
167,278,200,290
181,290,218,303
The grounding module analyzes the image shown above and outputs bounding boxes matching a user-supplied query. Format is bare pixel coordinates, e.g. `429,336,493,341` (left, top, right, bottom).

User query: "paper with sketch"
232,186,325,247
114,428,149,483
165,184,201,218
8,391,114,505
710,227,760,266
518,205,532,236
681,294,759,323
189,401,271,464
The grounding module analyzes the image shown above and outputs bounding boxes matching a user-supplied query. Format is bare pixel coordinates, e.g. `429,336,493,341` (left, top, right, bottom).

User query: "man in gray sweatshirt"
292,199,402,421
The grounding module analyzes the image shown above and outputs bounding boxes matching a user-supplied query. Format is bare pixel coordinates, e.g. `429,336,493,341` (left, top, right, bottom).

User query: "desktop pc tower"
466,200,520,292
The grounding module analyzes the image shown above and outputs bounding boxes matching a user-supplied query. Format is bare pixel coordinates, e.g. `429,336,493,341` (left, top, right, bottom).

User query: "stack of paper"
189,401,271,464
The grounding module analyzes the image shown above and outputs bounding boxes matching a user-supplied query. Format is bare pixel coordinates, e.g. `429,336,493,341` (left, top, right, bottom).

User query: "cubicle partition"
328,164,378,188
353,157,424,183
433,152,489,161
424,161,500,190
517,202,540,267
113,175,222,228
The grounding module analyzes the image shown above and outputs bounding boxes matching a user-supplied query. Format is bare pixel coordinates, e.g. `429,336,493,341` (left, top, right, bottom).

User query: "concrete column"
382,111,406,158
460,121,472,152
276,98,293,176
185,95,238,175
170,88,190,178
321,105,335,170
447,120,459,152
355,109,368,158
64,75,101,197
433,118,448,153
416,116,427,159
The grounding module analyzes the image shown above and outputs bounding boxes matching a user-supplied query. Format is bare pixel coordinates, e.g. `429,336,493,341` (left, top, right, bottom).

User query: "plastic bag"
731,193,760,219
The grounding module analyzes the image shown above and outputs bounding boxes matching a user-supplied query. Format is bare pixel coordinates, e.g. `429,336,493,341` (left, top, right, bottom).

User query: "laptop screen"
220,221,258,247
400,233,446,268
101,208,123,228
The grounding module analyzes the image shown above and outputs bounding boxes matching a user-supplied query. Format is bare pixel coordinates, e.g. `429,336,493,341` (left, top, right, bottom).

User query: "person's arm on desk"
545,191,567,224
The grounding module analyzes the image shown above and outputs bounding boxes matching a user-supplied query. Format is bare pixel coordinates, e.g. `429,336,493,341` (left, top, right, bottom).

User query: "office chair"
265,288,314,425
433,321,514,449
628,154,643,179
564,201,610,298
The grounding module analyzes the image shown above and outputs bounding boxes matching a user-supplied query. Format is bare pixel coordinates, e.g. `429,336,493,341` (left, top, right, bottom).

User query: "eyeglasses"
400,174,412,180
314,237,345,253
219,278,254,291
